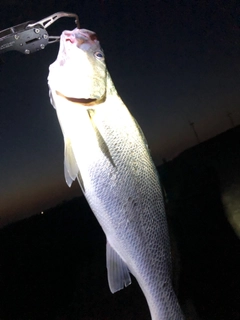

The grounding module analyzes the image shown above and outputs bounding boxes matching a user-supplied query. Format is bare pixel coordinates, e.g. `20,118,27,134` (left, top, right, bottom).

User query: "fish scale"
48,27,184,320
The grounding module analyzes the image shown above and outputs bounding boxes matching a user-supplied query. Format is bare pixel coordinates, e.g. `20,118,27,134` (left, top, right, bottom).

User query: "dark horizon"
1,124,240,234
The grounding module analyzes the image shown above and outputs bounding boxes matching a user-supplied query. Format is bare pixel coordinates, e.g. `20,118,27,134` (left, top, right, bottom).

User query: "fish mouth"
63,29,98,46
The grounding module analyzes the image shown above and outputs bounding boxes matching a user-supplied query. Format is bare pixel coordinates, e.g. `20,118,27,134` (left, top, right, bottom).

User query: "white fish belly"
59,98,183,319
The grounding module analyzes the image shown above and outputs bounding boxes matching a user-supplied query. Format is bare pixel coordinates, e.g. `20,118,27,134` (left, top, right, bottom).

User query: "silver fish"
48,28,184,320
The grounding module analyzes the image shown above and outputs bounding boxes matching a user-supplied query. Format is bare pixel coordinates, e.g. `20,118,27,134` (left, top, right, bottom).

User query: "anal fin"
106,241,131,293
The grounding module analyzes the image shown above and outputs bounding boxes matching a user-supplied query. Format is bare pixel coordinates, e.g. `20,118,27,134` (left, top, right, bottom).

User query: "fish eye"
94,51,104,60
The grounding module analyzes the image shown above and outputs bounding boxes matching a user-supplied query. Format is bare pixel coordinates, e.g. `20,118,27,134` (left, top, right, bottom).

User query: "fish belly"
58,98,183,319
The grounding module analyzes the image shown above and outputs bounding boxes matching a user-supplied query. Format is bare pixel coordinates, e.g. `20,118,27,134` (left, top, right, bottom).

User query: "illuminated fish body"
48,28,184,320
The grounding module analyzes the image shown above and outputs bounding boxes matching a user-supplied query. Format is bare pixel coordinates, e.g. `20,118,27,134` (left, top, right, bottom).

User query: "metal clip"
27,12,80,30
0,12,80,55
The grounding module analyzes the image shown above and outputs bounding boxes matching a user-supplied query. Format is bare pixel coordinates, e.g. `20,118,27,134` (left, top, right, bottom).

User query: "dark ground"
0,126,240,320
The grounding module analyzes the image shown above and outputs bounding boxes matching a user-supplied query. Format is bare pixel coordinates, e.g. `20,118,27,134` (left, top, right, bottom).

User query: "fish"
48,28,184,320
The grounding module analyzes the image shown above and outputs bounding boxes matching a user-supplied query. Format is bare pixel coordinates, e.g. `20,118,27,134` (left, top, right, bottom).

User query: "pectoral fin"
87,109,115,167
106,241,131,293
133,117,149,149
64,137,85,191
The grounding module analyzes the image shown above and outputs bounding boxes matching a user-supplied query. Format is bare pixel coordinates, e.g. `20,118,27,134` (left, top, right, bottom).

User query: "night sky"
1,0,240,226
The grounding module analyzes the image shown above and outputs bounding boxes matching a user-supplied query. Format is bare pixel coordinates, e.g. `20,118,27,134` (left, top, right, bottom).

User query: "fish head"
48,28,106,102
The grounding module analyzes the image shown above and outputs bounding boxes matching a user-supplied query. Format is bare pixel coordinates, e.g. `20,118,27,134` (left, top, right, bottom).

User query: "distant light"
41,211,44,214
